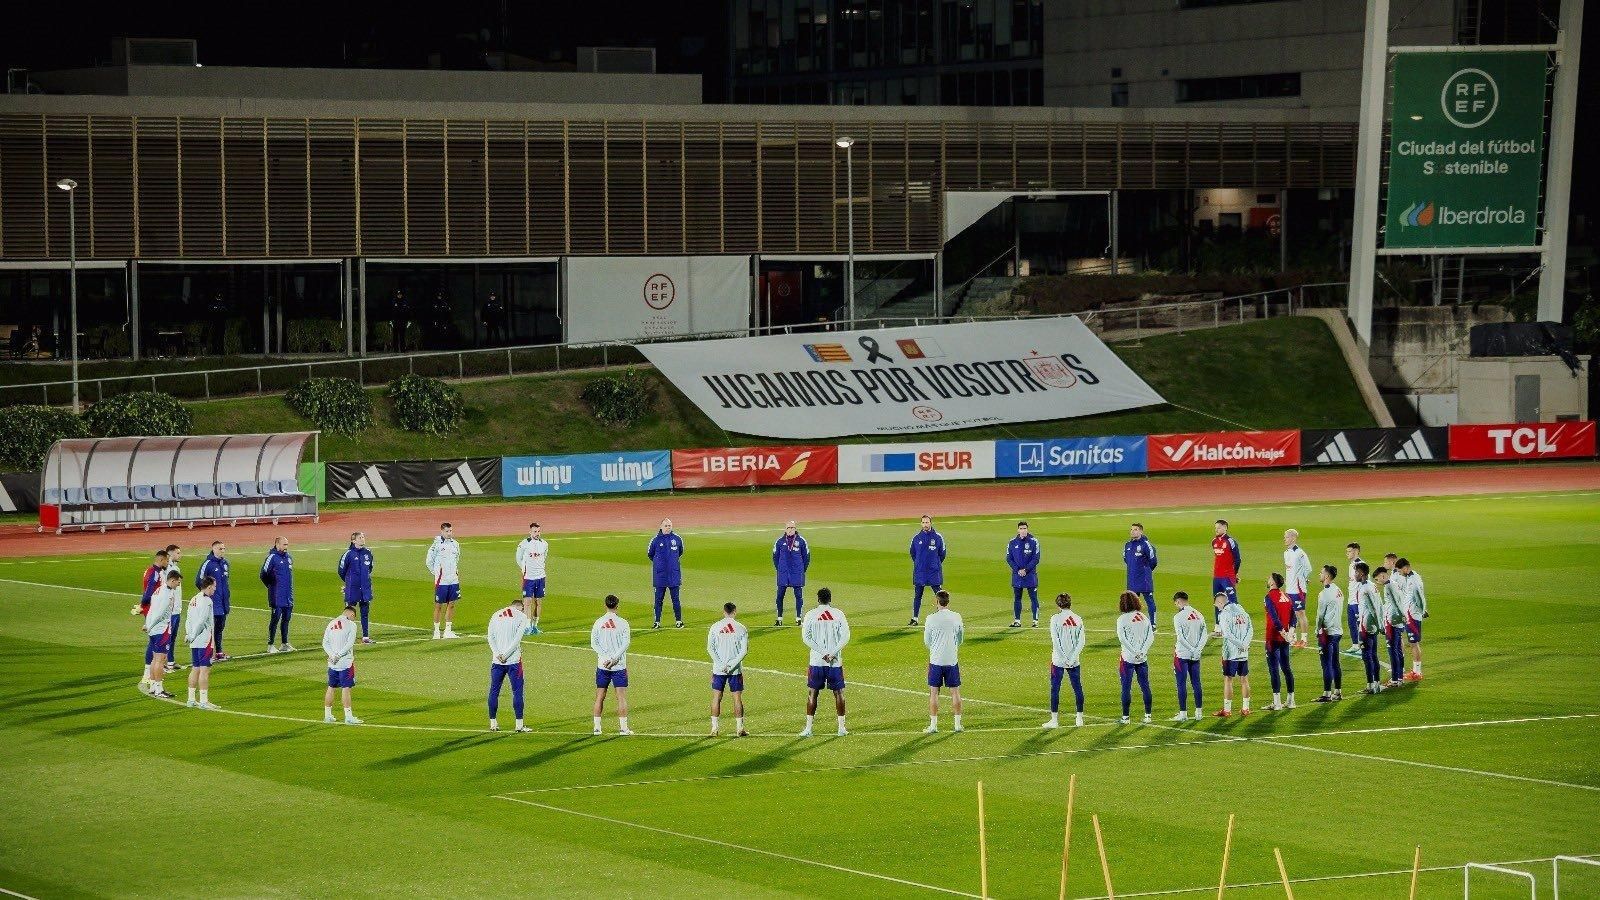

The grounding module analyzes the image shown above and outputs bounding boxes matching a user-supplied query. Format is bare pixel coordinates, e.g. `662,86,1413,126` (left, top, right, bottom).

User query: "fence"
1,285,1346,407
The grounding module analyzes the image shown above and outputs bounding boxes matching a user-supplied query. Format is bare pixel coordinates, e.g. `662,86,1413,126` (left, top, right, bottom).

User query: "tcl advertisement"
1448,422,1596,461
671,446,839,488
1147,430,1301,471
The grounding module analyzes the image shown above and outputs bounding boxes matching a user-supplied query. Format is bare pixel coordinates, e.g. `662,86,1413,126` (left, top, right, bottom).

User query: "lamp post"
55,178,80,413
835,136,856,324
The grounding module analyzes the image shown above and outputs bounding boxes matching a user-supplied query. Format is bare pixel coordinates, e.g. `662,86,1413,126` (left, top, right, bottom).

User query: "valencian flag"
804,343,853,363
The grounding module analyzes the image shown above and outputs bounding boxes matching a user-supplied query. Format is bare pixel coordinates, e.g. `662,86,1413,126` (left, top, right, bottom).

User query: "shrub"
82,391,193,438
285,377,372,435
0,406,89,470
286,319,345,354
581,369,654,427
387,374,464,434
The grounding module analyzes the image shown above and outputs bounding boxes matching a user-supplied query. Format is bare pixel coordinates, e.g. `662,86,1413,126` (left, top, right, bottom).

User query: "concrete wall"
1042,0,1453,120
1368,304,1512,394
1459,356,1592,423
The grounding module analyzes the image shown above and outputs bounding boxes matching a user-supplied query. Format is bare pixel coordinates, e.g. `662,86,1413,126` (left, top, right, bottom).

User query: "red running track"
3,461,1596,557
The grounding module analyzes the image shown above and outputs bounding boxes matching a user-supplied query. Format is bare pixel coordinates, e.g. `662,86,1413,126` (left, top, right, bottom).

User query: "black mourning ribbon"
858,335,893,364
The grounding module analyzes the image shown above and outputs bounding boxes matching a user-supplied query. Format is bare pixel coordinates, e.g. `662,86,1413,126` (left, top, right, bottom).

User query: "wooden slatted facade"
0,111,1356,261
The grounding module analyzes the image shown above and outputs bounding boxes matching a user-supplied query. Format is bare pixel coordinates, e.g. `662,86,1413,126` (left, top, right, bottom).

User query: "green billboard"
1384,50,1547,249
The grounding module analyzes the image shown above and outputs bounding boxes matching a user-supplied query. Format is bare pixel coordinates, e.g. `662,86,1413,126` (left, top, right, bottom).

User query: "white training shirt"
487,605,529,665
185,593,214,649
515,537,550,581
801,604,851,668
323,616,358,671
1397,570,1427,618
144,584,180,636
1218,601,1253,662
1116,610,1155,664
426,536,461,586
1283,545,1312,595
923,607,964,666
1172,605,1210,661
590,611,631,670
1346,557,1366,607
707,617,750,675
1049,609,1086,668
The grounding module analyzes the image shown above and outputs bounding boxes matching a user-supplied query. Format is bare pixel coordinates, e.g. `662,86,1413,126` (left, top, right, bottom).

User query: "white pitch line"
1256,736,1600,793
0,887,43,900
494,794,984,898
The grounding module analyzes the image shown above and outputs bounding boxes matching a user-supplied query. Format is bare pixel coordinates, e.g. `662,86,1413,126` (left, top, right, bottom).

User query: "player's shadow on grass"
55,708,172,736
212,723,324,754
631,737,723,772
19,698,143,724
862,731,952,765
387,698,462,716
854,629,909,647
371,734,500,770
0,684,131,711
965,629,1024,645
1,671,130,704
477,737,591,777
714,738,811,777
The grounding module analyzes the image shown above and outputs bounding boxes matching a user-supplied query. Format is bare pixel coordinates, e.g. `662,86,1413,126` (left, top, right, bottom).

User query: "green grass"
1,489,1596,898
187,317,1375,460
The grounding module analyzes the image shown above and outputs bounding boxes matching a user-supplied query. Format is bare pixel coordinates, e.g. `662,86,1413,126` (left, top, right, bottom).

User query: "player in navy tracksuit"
197,541,231,660
339,531,376,643
647,518,685,629
1123,523,1159,621
908,515,946,627
1006,521,1041,627
261,537,295,651
772,521,810,626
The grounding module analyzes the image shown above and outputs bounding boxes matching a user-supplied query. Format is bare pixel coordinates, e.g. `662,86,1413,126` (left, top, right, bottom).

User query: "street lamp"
55,178,80,413
835,136,856,324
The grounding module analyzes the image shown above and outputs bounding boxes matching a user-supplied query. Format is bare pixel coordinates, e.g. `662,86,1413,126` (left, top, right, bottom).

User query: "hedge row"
0,392,190,469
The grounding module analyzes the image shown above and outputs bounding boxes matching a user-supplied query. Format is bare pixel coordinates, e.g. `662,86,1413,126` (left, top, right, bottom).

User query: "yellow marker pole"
1408,846,1422,900
1093,814,1115,900
977,781,989,900
1059,774,1077,900
1217,813,1235,899
1273,847,1295,899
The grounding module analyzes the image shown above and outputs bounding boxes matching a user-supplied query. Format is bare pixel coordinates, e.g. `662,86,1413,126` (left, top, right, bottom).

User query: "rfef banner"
671,446,838,488
635,318,1165,439
1147,431,1300,472
328,458,502,501
565,255,752,345
501,451,672,497
1448,422,1596,461
837,441,996,484
1384,51,1547,249
1301,428,1448,466
995,437,1148,478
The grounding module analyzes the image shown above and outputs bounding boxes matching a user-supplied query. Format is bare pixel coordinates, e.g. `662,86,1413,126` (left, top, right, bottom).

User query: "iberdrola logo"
1400,201,1435,227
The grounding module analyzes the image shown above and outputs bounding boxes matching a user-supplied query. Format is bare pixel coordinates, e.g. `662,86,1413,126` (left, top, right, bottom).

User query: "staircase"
852,277,916,318
872,289,941,321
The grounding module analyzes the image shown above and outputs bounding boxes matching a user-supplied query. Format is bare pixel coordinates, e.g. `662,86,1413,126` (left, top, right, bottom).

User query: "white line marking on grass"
1256,736,1600,793
0,887,43,900
1102,852,1600,899
493,794,985,897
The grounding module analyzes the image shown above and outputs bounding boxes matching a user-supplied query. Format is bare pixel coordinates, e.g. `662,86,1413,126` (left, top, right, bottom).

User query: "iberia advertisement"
671,446,839,488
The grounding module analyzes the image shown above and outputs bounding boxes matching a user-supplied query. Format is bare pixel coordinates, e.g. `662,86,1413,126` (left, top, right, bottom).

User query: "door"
1514,373,1540,422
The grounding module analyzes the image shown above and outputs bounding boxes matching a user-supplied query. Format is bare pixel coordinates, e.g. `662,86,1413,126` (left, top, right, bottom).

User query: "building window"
1178,0,1290,8
1111,82,1129,107
1176,72,1301,102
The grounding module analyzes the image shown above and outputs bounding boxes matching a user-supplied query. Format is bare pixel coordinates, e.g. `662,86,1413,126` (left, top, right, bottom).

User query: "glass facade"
0,268,130,360
730,0,1044,106
362,262,559,353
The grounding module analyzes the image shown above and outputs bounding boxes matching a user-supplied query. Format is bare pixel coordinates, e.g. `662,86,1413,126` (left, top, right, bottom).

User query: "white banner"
837,441,996,483
566,255,751,344
634,318,1165,438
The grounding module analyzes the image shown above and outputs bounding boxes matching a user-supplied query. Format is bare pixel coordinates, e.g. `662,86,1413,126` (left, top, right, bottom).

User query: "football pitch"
1,488,1598,899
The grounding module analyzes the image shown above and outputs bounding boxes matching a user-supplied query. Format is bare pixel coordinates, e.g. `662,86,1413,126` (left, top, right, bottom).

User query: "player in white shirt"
322,605,363,724
1282,530,1313,648
1395,557,1428,681
1313,564,1345,703
1171,591,1210,721
162,544,183,672
426,522,462,639
184,576,220,709
799,587,851,737
487,599,532,732
590,594,632,735
1213,591,1253,717
1115,591,1156,724
1043,593,1086,729
514,522,550,636
923,590,965,733
1343,543,1366,658
140,571,183,698
707,602,750,737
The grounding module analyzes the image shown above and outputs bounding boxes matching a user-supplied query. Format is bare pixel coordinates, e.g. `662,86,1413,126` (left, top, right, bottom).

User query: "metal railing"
2,284,1348,407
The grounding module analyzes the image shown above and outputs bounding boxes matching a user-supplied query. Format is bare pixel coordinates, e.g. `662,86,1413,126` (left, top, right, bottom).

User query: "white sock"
1413,661,1421,673
326,706,334,718
1243,696,1251,711
515,718,523,728
593,716,602,730
618,716,629,730
1272,692,1280,706
735,717,744,730
837,715,846,730
711,715,720,731
1047,713,1059,723
929,715,938,728
805,714,814,728
1223,698,1233,712
153,680,162,693
199,690,208,704
953,714,962,729
344,706,354,718
187,687,197,703
433,625,441,636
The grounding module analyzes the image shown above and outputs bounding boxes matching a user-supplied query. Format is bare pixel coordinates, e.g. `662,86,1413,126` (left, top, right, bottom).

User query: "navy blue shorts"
1405,617,1422,643
595,667,629,689
327,666,355,688
146,631,171,656
711,672,745,692
345,589,372,603
927,664,961,688
521,578,546,599
1223,659,1249,677
190,647,213,668
1211,577,1238,601
807,665,845,692
434,583,460,604
1289,593,1307,612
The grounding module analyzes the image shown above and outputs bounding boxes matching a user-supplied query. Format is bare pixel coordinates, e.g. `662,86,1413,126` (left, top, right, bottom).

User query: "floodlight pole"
838,136,857,324
57,178,81,413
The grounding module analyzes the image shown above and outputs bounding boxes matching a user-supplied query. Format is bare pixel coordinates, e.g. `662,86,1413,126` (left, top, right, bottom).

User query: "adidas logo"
1393,430,1435,461
437,462,485,497
1315,433,1358,465
343,465,392,500
0,482,15,513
